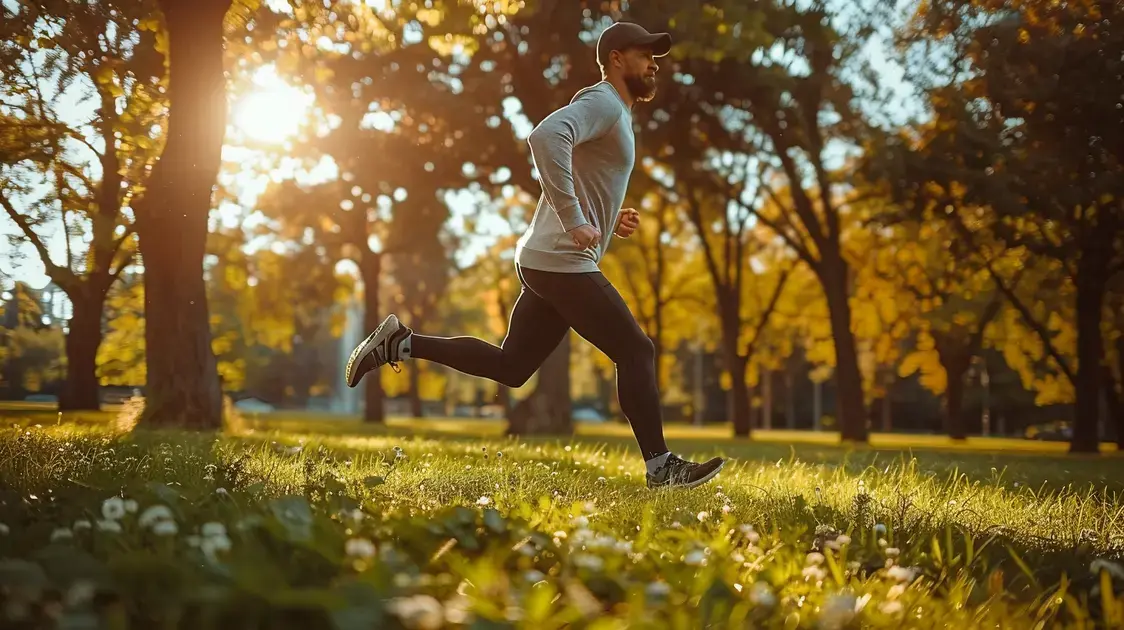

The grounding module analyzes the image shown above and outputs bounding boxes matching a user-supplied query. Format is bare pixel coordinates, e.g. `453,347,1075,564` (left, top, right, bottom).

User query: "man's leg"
409,286,569,388
519,267,724,488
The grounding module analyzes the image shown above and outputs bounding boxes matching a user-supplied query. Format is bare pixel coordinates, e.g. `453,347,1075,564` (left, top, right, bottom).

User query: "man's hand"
614,208,640,238
568,223,601,249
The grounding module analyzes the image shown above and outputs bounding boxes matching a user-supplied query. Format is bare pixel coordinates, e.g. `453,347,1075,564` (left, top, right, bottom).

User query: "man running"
345,21,725,490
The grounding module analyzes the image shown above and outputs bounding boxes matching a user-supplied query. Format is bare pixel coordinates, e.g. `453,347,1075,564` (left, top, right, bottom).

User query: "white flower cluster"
186,522,233,561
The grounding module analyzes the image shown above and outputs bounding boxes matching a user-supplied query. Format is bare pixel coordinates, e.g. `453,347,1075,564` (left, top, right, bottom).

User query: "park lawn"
0,415,1123,629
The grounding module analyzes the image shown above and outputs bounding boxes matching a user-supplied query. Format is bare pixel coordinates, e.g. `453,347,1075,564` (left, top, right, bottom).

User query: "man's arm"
527,86,622,231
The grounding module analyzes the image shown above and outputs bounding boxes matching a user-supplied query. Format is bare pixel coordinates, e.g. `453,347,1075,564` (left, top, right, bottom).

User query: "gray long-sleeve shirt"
514,81,635,273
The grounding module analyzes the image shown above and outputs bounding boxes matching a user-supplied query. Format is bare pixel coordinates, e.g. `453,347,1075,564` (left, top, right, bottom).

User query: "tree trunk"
723,336,752,438
135,0,230,429
1107,342,1124,449
408,365,423,418
818,258,868,442
784,368,796,429
761,368,772,430
506,333,572,435
943,358,969,441
1104,365,1123,450
360,253,385,423
1070,270,1106,453
59,291,105,411
496,383,511,414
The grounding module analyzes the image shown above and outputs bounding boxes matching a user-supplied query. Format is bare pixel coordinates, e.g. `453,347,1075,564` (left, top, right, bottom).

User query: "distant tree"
1,0,158,410
880,0,1124,452
600,180,714,398
250,0,518,422
96,272,145,387
624,0,895,442
0,283,66,395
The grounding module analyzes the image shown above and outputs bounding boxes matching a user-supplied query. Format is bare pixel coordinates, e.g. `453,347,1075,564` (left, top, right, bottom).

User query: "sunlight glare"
230,65,314,145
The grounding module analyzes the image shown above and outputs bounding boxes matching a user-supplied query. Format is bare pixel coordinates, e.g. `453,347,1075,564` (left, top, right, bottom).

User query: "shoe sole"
649,460,725,490
345,314,398,388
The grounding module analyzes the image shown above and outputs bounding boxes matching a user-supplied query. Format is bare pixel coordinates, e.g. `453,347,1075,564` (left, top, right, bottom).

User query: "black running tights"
410,265,668,460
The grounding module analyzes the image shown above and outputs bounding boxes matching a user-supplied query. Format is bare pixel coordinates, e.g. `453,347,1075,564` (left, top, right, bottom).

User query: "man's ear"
609,49,624,71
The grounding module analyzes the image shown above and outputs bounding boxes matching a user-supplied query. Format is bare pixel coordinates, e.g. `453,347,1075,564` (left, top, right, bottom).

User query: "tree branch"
741,267,792,360
681,180,729,294
0,191,76,289
109,250,136,284
951,214,1076,384
752,182,819,267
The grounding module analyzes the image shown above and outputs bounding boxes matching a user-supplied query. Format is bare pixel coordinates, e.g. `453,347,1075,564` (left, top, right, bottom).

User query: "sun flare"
230,65,314,145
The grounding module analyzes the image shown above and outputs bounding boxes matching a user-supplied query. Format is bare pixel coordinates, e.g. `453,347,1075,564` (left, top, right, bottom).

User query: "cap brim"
634,32,672,57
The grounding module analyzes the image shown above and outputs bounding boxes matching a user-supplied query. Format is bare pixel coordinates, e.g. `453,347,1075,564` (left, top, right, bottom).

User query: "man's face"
614,46,659,102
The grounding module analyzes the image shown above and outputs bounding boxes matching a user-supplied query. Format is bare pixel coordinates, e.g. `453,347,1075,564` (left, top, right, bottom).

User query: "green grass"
1,408,1123,628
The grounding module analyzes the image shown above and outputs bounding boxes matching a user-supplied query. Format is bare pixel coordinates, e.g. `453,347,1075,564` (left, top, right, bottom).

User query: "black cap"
595,21,672,67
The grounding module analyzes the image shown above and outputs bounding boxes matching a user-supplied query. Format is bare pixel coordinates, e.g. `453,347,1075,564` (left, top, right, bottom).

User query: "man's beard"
624,73,657,102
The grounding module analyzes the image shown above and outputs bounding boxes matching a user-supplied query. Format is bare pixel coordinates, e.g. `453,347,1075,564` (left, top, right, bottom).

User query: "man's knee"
498,363,537,388
611,332,654,366
635,334,655,361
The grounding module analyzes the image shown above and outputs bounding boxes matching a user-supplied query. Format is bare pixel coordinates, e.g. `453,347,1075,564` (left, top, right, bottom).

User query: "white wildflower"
215,487,229,496
152,520,178,536
201,534,232,560
806,552,825,566
887,584,906,599
123,499,138,514
732,552,746,564
138,505,175,529
697,511,709,522
476,496,491,506
615,540,633,554
802,565,826,581
873,523,887,535
879,600,904,615
886,566,918,583
101,497,127,521
885,547,900,558
572,515,589,528
646,581,671,598
684,550,707,566
524,570,546,583
878,538,888,548
345,538,376,558
201,522,227,538
96,519,122,533
836,535,851,545
749,582,776,607
572,553,604,571
1091,559,1124,580
388,595,444,630
65,581,96,608
820,593,857,629
721,504,732,515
